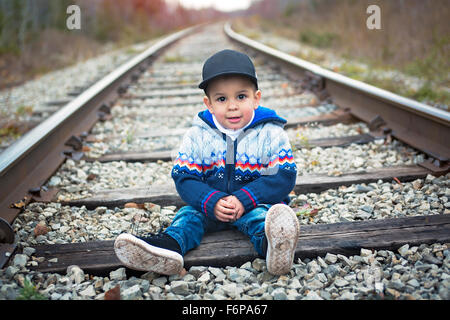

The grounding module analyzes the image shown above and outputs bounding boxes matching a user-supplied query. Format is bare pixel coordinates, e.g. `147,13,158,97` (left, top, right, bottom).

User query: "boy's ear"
203,96,214,113
253,90,261,109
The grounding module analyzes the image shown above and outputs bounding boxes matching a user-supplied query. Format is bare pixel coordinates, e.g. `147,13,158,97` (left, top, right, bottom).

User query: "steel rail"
224,22,450,162
0,24,199,224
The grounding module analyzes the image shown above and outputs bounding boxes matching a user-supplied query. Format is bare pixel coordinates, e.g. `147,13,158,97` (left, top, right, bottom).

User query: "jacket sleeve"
171,129,228,219
232,126,297,213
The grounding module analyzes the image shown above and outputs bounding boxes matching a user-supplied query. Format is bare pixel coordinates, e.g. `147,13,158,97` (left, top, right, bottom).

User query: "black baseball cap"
199,49,258,90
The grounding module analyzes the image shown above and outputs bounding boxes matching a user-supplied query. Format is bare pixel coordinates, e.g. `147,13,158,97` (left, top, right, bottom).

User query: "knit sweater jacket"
171,106,297,220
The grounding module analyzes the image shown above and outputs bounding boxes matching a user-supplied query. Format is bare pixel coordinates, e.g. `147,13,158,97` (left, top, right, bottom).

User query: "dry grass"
237,0,449,106
242,0,450,86
0,29,107,90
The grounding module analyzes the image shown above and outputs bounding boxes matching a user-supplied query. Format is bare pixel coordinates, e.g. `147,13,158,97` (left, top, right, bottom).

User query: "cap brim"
198,72,258,90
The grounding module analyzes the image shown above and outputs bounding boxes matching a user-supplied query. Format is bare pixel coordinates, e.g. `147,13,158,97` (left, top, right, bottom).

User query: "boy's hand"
213,196,245,222
213,197,237,222
223,195,245,221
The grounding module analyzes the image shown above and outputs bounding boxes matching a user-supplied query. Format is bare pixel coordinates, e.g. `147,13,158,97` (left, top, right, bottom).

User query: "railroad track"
0,23,449,299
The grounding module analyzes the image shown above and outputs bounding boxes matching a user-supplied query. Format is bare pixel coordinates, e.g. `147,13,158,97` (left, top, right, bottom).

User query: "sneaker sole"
114,233,184,275
265,204,300,275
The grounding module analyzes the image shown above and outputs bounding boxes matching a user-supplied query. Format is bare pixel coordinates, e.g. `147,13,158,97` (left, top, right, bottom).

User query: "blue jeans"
164,205,270,257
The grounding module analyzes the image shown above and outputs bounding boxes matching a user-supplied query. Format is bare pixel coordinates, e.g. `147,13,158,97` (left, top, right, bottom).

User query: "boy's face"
203,75,261,130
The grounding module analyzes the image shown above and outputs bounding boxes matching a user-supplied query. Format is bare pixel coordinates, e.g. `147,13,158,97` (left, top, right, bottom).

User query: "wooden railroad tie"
56,164,432,209
83,133,379,163
28,214,450,275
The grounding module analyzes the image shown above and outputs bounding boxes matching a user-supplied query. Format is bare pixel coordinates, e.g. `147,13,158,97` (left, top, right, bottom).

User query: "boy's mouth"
227,116,241,123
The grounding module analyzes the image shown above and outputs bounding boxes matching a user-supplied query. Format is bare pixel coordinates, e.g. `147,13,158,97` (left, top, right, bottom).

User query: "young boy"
114,49,300,276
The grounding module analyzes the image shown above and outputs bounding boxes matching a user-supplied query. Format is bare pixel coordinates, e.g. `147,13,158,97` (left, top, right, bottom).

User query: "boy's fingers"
216,211,234,222
218,202,236,213
219,199,235,208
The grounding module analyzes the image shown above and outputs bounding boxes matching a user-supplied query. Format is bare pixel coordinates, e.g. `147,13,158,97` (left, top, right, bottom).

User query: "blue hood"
198,106,286,130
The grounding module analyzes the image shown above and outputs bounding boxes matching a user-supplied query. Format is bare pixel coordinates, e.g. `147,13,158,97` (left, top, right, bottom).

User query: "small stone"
386,288,401,299
407,279,420,287
271,287,288,300
289,278,301,289
412,180,422,190
352,157,365,168
323,265,340,278
222,283,242,298
121,284,142,300
109,268,126,281
334,279,349,287
360,248,372,257
171,281,190,296
79,285,96,298
338,291,355,300
324,253,337,264
398,244,410,256
359,205,374,214
304,290,323,300
13,254,28,267
208,267,224,278
48,176,62,187
252,258,266,271
198,272,211,282
306,279,324,290
423,254,442,265
67,265,85,284
94,278,104,290
34,221,48,236
23,247,36,257
5,266,19,278
319,290,331,300
317,256,328,269
355,185,373,193
337,254,353,267
189,266,207,278
388,279,405,291
307,260,321,274
152,277,167,287
374,282,384,293
50,292,62,300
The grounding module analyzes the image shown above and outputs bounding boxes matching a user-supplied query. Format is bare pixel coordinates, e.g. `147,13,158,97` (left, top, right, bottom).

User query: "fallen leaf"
104,285,121,300
309,209,319,217
124,202,139,209
10,196,30,209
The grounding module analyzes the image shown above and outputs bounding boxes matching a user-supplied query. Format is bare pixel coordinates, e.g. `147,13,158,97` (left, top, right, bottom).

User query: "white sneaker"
265,204,300,275
114,233,184,275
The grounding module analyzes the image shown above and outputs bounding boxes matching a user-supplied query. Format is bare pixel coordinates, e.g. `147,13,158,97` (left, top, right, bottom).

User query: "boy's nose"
228,101,238,110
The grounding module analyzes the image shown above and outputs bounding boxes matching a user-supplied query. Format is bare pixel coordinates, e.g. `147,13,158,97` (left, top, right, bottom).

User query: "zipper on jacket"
225,136,236,194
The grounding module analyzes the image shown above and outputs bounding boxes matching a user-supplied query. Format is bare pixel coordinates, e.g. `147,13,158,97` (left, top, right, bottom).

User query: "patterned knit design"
172,119,296,180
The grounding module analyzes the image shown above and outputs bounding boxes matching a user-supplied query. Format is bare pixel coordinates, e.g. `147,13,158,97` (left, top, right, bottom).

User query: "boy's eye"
216,96,226,102
237,94,247,100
